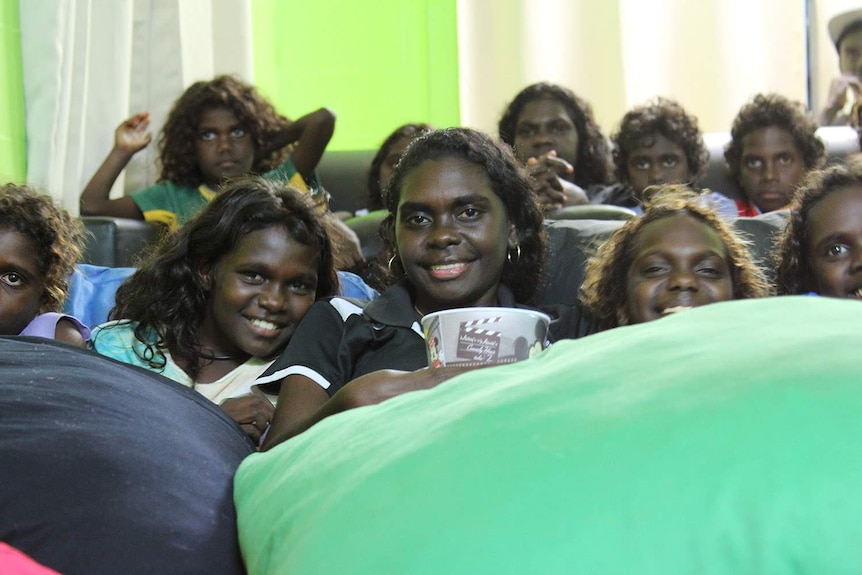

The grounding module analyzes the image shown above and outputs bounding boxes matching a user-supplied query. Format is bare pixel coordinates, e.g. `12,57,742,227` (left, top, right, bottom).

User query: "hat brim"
829,8,862,48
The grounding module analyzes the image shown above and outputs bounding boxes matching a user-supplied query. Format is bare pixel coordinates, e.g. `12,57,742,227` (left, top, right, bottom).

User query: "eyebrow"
399,194,494,213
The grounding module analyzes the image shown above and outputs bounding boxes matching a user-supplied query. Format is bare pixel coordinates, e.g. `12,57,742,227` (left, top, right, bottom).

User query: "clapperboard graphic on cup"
457,316,502,363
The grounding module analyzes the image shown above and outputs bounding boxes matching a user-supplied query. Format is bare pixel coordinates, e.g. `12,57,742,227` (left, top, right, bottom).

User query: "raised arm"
80,112,152,218
262,366,477,450
818,75,862,126
267,107,336,180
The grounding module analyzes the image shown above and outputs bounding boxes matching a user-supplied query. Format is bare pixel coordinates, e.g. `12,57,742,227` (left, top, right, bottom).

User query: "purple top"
19,312,91,341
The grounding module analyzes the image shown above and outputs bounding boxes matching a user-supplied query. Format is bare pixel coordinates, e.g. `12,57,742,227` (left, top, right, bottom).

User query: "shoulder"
20,312,91,343
92,321,146,358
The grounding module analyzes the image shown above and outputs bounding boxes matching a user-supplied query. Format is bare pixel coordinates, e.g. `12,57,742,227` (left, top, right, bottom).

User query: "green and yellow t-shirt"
131,158,326,232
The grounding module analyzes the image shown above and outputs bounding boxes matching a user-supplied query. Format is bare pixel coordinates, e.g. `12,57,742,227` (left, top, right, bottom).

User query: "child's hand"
114,112,152,155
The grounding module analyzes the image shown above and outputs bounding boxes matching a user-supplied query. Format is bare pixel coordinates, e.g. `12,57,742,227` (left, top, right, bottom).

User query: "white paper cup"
420,307,551,368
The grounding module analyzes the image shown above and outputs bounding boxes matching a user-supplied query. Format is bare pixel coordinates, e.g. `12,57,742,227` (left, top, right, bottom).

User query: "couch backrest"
317,149,377,214
319,127,861,215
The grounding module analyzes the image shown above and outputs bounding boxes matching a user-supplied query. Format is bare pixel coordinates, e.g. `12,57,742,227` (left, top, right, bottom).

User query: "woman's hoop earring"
388,254,398,273
507,243,521,264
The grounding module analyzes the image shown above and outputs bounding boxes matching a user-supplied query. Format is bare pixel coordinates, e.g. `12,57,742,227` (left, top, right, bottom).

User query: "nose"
762,159,777,181
531,126,554,147
427,217,460,248
258,285,286,311
216,133,233,152
648,164,663,185
668,269,698,291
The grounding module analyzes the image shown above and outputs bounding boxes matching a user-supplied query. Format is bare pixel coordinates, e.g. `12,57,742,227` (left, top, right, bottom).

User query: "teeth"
431,263,463,271
662,306,693,316
250,319,279,331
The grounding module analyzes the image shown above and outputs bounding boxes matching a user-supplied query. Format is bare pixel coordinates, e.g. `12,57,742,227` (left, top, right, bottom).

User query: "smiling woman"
260,127,549,449
91,177,338,443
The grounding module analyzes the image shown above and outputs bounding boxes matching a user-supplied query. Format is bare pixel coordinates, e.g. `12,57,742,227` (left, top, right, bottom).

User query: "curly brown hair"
0,184,84,312
774,159,862,295
580,185,770,330
158,75,290,186
380,127,548,304
724,93,825,191
104,177,338,379
498,82,614,188
612,97,709,184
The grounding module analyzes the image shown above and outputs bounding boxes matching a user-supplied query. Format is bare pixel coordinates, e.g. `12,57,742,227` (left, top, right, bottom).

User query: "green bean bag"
235,296,862,574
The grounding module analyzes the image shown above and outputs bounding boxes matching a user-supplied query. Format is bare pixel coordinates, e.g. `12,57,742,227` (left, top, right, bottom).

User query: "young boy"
711,93,825,217
591,97,709,214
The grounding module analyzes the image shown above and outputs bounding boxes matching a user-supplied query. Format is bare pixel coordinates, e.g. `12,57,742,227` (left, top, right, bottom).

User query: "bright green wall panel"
0,0,26,181
251,0,460,152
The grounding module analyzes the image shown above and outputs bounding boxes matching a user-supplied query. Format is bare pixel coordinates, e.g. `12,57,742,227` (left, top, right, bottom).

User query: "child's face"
195,107,255,188
0,228,45,335
395,157,511,315
626,133,691,201
739,126,805,213
806,185,862,299
625,213,734,324
513,97,579,174
199,225,320,359
379,135,413,196
839,27,862,78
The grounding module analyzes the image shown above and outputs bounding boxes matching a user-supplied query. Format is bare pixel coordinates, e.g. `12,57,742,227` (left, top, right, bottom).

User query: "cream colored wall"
458,0,810,136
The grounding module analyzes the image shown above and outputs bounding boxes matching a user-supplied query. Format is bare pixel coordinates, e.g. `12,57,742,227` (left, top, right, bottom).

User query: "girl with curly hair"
498,82,614,214
710,93,825,217
0,184,89,346
580,185,769,331
261,127,549,448
774,160,862,299
91,177,338,443
591,98,709,213
80,75,335,232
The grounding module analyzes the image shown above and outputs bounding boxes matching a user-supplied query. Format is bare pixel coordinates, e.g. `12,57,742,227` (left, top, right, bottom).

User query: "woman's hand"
220,394,275,443
526,151,588,212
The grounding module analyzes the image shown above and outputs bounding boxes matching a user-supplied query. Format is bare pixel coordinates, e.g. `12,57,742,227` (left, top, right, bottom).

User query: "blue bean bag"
0,337,254,575
235,296,862,574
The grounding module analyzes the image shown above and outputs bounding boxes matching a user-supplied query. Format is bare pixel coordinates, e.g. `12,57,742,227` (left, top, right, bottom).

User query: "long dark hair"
104,177,338,378
498,82,614,188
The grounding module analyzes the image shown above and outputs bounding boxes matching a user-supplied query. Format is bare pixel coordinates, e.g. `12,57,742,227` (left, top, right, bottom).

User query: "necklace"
208,354,240,361
414,305,425,319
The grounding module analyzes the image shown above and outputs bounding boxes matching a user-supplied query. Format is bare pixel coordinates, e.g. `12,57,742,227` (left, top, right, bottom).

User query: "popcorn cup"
420,307,551,368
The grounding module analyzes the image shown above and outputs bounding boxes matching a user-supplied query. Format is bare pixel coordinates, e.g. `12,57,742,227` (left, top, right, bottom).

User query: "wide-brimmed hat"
828,8,862,49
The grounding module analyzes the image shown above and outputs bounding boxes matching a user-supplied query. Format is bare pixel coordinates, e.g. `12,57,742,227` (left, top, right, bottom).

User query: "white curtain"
19,0,252,214
457,0,811,137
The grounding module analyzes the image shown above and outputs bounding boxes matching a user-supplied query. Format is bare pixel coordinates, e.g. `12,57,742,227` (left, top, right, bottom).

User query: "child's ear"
198,267,213,291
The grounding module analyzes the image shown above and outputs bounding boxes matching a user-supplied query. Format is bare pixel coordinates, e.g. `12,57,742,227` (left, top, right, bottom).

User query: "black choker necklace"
209,355,240,361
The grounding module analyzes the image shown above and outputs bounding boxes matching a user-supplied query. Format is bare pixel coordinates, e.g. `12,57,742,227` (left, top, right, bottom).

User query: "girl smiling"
92,177,338,442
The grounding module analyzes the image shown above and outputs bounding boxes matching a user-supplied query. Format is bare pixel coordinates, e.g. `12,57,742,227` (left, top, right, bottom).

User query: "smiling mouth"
428,262,469,280
248,318,283,335
661,305,693,316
